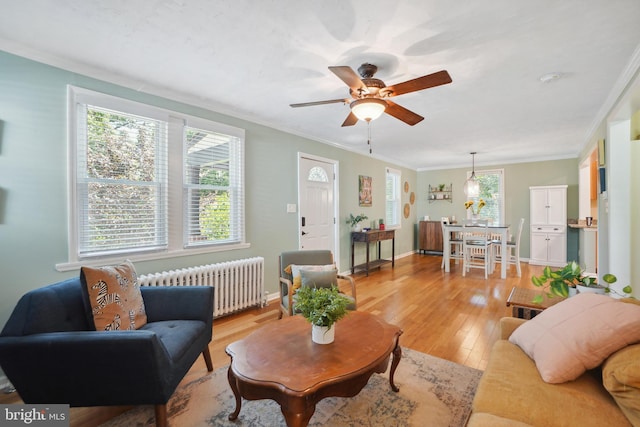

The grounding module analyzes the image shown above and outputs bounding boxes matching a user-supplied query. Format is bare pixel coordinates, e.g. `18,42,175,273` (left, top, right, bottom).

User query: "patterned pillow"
81,260,147,331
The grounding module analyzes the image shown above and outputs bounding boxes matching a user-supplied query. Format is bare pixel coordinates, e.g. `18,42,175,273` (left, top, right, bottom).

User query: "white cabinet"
529,185,567,267
530,186,566,225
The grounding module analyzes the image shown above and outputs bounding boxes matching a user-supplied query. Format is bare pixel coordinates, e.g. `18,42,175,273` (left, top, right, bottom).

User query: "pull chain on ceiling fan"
290,63,452,128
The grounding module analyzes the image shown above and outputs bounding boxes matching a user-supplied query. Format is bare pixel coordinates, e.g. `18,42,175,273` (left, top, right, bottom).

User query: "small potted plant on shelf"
294,285,351,344
531,260,632,304
346,213,368,231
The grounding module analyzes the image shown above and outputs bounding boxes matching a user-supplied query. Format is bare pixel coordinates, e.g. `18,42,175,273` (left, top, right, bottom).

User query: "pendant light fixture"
463,152,480,197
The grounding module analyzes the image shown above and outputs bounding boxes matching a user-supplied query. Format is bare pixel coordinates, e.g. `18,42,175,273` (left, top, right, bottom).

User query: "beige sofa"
467,316,638,427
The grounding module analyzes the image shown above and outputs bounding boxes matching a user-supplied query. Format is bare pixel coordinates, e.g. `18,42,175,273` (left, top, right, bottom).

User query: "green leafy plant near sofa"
531,260,632,304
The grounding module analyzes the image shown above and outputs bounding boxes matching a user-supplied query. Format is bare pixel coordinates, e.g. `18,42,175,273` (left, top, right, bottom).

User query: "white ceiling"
2,0,640,170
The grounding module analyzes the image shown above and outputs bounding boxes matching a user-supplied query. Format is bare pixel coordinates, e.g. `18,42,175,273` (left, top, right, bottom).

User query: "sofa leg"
202,346,214,372
155,404,167,427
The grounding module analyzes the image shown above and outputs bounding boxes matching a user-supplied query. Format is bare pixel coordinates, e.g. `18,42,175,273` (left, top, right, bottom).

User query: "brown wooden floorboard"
0,254,545,426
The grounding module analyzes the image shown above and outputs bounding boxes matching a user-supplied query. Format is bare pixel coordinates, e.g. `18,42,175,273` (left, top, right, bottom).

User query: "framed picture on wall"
359,175,372,207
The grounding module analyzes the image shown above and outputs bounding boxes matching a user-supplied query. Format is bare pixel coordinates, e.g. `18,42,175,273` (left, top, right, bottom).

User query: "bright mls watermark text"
1,405,69,426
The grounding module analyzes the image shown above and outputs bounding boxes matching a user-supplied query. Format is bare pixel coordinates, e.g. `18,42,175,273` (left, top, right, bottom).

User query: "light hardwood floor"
1,253,546,426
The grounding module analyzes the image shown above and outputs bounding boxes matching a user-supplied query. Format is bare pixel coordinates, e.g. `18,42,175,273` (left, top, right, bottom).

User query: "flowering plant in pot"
531,261,632,303
294,285,351,344
464,199,485,217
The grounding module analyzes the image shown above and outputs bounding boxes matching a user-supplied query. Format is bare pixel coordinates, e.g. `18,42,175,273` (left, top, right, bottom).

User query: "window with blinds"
69,86,245,263
466,169,504,224
77,105,168,257
385,167,401,228
184,125,244,247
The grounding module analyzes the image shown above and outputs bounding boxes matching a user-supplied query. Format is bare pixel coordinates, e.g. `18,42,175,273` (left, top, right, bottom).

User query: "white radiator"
138,257,265,318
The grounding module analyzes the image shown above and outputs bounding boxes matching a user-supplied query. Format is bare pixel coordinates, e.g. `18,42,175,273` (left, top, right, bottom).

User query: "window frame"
465,168,505,224
60,86,247,271
385,167,402,229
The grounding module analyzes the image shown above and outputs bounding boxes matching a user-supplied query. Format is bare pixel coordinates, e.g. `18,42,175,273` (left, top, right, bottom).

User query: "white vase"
312,324,335,344
576,284,606,295
352,224,362,232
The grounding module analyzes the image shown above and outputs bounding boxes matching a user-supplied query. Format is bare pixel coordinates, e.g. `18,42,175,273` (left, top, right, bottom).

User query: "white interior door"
298,155,337,257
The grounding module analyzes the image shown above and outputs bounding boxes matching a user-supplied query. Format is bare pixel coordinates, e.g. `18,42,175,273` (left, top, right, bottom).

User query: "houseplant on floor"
531,260,632,303
294,285,351,344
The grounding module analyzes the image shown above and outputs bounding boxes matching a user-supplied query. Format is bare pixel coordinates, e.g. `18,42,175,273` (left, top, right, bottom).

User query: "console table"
350,230,395,276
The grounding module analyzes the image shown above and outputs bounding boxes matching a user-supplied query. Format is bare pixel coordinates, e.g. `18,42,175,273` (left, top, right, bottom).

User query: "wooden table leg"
281,404,315,427
227,365,242,421
389,343,402,392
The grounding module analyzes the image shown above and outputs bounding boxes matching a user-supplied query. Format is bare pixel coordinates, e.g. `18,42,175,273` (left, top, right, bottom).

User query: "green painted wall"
0,50,417,330
416,158,580,261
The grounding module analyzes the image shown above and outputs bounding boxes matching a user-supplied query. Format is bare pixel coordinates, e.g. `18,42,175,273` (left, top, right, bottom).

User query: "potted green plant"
531,261,632,303
346,213,368,231
294,285,351,344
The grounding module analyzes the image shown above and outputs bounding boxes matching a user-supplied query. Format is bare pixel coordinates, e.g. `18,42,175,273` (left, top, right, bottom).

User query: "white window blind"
184,125,244,247
385,167,401,228
76,104,168,257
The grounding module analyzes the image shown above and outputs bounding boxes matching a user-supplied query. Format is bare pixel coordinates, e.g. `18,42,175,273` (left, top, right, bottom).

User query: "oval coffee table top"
226,311,402,393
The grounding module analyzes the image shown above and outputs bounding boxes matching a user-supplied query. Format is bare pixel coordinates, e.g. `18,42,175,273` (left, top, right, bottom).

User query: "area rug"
101,347,482,427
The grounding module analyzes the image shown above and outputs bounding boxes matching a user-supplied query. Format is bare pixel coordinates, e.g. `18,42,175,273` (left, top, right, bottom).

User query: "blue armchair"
0,277,214,427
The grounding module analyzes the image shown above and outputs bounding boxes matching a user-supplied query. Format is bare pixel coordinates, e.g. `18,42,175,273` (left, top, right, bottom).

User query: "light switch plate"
287,204,297,213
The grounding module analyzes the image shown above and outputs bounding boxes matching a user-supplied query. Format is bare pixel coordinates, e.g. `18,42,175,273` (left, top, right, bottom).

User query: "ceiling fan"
290,63,452,127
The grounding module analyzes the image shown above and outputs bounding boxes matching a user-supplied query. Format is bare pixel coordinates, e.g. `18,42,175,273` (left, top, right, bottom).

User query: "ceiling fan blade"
384,70,452,97
290,98,349,108
341,112,359,127
329,66,367,93
384,100,424,126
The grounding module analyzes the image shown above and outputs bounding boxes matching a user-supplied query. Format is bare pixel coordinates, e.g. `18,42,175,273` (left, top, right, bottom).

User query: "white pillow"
289,264,335,292
509,293,640,383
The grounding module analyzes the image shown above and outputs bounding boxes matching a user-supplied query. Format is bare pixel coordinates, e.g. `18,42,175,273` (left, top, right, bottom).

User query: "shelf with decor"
428,183,452,203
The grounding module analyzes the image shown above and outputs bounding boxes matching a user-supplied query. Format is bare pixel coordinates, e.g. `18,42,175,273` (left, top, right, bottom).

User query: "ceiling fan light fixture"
350,98,387,122
464,152,480,197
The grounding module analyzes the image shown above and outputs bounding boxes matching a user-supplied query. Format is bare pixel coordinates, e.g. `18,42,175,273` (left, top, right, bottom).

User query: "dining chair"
494,218,525,277
441,219,463,269
462,219,494,279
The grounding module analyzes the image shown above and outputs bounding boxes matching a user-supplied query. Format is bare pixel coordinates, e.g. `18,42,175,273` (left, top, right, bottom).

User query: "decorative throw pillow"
288,264,335,294
81,260,147,331
300,268,339,289
508,293,640,383
602,343,640,426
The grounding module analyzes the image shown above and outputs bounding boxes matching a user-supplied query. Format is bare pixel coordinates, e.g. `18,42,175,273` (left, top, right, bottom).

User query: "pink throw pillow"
509,293,640,383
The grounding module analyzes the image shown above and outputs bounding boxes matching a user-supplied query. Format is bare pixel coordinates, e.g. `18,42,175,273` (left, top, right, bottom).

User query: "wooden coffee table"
225,311,403,427
506,287,566,319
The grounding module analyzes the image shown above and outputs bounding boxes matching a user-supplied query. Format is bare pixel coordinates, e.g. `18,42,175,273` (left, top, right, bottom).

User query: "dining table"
442,222,511,279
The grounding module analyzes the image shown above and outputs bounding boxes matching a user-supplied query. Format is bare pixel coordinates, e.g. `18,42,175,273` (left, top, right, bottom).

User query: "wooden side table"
350,230,395,276
506,287,566,319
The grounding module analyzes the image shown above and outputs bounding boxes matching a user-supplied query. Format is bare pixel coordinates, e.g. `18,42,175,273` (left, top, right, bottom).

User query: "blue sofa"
0,277,214,427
